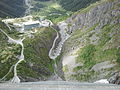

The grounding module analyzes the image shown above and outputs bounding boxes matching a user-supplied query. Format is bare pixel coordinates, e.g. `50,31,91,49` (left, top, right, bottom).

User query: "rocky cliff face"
60,0,120,83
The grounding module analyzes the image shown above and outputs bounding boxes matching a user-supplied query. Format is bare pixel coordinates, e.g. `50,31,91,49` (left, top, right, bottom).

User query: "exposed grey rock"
61,0,120,83
108,72,120,85
91,61,117,72
47,74,63,81
65,0,120,34
111,18,120,25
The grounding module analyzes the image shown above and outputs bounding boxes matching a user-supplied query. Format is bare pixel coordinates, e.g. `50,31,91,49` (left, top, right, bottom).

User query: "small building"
22,21,41,30
40,19,53,27
13,21,41,32
2,16,53,32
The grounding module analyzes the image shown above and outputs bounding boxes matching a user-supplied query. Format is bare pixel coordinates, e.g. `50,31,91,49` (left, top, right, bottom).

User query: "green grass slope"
0,21,56,81
57,0,100,11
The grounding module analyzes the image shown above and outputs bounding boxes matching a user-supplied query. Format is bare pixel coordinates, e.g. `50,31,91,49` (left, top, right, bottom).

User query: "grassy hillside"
0,21,20,80
32,0,100,23
19,27,56,81
0,21,56,81
70,24,120,82
57,0,100,11
0,0,101,22
31,0,72,23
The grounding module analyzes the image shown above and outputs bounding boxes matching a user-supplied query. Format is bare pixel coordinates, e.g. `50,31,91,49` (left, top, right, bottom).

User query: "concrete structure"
2,16,33,23
13,21,41,31
0,81,120,90
40,20,52,27
2,16,54,33
13,19,53,32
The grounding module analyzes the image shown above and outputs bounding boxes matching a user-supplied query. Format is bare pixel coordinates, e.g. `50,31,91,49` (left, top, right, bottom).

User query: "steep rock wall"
61,0,120,83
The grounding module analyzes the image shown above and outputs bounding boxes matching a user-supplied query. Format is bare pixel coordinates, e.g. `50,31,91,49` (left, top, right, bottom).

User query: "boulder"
108,72,120,85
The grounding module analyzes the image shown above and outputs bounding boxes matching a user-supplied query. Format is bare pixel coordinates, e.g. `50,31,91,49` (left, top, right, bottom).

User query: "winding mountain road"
48,21,70,80
0,0,33,83
0,27,25,83
49,21,70,60
48,28,59,60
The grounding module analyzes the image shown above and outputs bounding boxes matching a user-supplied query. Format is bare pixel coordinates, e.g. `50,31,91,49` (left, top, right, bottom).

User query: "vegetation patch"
73,66,82,72
67,22,120,81
71,70,97,82
57,0,100,12
63,65,69,72
17,27,56,80
76,44,96,69
0,21,21,80
99,24,112,46
116,48,120,64
31,0,72,24
0,24,56,81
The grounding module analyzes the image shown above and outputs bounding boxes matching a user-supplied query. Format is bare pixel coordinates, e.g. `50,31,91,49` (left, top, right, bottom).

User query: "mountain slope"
0,0,26,18
59,0,120,83
0,0,120,84
0,21,57,82
57,0,100,11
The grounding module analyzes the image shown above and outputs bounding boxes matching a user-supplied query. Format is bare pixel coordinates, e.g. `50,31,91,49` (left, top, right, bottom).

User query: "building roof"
22,21,40,25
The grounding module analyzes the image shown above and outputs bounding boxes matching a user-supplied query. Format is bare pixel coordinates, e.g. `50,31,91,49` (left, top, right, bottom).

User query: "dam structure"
0,81,120,90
